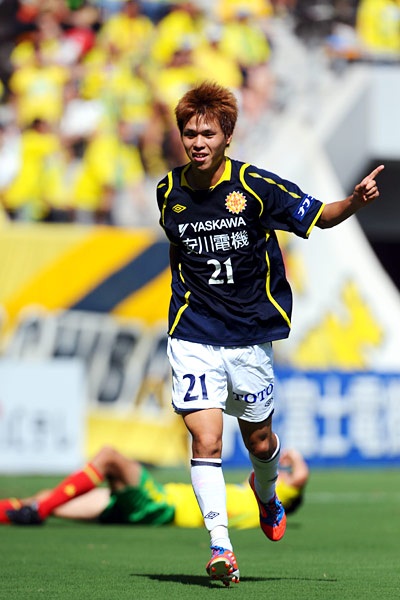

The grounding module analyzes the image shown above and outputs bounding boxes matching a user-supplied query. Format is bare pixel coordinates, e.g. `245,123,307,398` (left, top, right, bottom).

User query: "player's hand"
352,164,384,206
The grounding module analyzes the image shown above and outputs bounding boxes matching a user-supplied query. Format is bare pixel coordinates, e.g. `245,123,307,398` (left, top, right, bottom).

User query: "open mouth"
192,153,207,163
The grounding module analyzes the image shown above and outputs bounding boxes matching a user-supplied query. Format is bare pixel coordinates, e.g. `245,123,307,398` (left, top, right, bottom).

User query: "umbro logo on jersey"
204,511,220,519
173,204,187,213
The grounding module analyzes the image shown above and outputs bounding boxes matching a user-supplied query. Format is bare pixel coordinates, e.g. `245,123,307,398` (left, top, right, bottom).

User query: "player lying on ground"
0,446,308,529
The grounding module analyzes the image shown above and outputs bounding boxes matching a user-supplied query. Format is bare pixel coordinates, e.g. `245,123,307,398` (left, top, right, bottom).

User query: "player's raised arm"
317,164,385,229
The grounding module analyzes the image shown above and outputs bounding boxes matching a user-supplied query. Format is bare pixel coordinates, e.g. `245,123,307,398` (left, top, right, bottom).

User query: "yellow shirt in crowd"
356,0,400,55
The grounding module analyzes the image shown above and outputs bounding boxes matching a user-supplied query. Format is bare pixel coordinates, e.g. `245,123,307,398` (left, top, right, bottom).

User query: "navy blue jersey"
157,158,324,346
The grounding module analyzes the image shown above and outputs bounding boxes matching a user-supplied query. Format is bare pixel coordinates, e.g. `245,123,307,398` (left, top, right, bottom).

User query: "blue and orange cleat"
249,471,286,541
206,546,240,586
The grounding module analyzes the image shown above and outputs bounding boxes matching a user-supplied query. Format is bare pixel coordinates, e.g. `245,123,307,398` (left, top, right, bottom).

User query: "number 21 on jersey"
207,257,234,285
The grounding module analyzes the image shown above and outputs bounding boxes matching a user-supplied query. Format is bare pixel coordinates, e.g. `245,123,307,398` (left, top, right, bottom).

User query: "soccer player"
1,446,308,530
156,80,384,585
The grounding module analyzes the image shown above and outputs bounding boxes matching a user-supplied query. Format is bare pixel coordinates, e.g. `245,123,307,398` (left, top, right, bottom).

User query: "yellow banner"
0,223,171,333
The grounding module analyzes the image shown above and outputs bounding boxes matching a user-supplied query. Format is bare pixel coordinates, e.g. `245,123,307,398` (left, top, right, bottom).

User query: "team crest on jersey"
172,204,187,213
225,191,247,214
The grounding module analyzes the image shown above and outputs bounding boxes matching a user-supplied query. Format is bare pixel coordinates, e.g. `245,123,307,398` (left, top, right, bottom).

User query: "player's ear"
226,134,233,147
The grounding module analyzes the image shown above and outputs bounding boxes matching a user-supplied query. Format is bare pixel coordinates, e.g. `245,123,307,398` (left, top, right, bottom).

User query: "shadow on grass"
131,573,337,587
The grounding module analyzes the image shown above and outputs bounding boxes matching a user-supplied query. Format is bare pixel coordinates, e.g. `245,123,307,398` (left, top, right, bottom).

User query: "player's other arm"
279,449,309,489
317,165,384,229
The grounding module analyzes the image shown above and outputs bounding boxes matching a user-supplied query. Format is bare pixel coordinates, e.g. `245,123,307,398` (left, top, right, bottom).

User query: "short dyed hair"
175,81,238,138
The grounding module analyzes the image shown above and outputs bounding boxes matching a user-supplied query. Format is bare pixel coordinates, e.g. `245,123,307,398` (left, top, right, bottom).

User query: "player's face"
181,115,232,176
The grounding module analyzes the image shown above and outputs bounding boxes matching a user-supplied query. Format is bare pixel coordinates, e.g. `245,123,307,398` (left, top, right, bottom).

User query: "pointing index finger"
366,164,385,180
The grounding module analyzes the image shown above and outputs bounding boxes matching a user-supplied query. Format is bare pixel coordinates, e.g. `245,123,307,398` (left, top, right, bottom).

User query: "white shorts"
167,338,275,423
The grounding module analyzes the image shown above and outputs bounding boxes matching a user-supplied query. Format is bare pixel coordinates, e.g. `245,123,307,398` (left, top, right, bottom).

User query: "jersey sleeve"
156,172,174,241
156,174,169,214
244,167,325,238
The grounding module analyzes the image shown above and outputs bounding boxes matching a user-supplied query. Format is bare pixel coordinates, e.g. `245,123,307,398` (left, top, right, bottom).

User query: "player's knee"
192,432,222,458
247,436,276,460
95,445,120,465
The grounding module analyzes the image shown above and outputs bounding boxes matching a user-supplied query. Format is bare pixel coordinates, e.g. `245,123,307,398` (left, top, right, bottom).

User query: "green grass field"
1,467,399,600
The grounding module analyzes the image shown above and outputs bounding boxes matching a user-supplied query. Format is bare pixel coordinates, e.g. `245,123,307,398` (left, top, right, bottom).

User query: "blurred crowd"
0,0,399,227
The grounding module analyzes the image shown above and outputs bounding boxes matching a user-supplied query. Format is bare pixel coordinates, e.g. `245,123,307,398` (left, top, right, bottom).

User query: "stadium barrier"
223,369,400,467
1,223,400,469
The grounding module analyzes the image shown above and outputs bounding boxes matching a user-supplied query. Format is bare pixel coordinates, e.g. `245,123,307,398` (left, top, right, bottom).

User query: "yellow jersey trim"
239,163,264,216
169,290,191,336
160,171,173,226
180,157,232,190
248,171,302,199
306,203,325,237
265,233,291,328
238,165,292,329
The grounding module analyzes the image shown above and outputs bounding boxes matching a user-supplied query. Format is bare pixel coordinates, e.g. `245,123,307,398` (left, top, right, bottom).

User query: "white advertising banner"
222,369,400,467
0,359,86,473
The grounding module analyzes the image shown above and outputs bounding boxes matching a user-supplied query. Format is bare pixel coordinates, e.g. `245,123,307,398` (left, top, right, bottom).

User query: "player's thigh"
167,338,228,412
224,342,275,421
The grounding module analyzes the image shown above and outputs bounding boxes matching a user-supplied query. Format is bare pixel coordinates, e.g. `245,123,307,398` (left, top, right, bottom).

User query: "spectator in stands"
59,76,104,151
80,38,153,135
0,0,322,223
215,0,273,21
150,1,206,66
8,38,70,128
97,0,155,65
151,41,201,120
71,118,147,225
356,0,400,59
192,24,244,92
1,118,66,221
0,121,21,201
139,98,188,176
0,0,30,95
217,5,274,119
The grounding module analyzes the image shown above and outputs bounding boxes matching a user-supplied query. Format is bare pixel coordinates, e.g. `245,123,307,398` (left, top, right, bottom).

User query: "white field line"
306,491,400,503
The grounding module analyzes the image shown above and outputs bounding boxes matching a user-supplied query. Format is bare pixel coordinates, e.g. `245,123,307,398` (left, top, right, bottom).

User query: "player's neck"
187,158,226,190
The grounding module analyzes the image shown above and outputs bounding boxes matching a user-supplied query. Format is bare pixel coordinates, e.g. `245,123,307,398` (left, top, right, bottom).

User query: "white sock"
191,458,232,551
249,434,281,503
210,525,232,551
